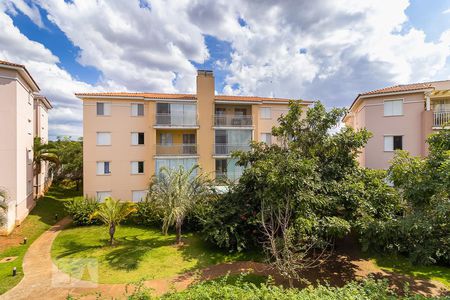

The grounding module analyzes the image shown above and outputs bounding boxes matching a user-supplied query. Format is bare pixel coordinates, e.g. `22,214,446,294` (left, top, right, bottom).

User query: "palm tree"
149,165,212,244
89,197,137,246
33,137,59,198
0,189,7,227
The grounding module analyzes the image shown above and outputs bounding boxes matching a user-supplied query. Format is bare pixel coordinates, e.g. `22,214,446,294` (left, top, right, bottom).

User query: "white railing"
433,111,450,127
155,113,197,127
155,144,197,156
213,115,253,127
214,144,251,155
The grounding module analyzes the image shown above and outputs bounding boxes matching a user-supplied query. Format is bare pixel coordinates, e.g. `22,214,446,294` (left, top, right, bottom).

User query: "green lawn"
0,186,82,295
371,255,450,288
51,225,261,284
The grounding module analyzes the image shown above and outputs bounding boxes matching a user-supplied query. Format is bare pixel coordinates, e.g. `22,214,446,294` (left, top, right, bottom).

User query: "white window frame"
131,103,144,117
96,191,111,202
96,102,111,116
383,135,403,152
260,133,272,145
132,190,148,202
384,99,403,117
96,132,111,146
260,107,272,119
131,161,144,175
96,161,111,175
131,132,145,145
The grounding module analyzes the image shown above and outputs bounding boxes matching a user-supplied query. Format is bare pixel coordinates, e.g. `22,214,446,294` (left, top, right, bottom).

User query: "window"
96,102,111,116
132,190,147,202
215,107,226,115
131,132,145,145
261,133,272,145
234,108,247,116
131,161,144,174
159,133,173,145
96,191,111,202
384,100,403,116
96,161,111,175
96,132,111,145
260,107,271,119
384,136,403,151
155,158,198,176
131,103,144,116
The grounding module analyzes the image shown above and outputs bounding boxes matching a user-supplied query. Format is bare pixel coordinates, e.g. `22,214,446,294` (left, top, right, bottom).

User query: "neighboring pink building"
0,60,52,235
344,80,450,169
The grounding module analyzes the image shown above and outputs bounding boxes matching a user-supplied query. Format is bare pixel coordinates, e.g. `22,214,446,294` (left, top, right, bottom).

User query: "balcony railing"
214,143,251,155
156,144,197,156
155,113,197,127
214,115,253,127
433,111,450,127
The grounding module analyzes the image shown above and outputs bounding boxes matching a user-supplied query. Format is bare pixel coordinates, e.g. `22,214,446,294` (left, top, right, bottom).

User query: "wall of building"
355,92,426,169
83,98,155,201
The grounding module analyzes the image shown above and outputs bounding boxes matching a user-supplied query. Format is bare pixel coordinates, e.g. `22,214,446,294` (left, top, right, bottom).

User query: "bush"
130,199,163,226
160,277,439,300
64,197,100,225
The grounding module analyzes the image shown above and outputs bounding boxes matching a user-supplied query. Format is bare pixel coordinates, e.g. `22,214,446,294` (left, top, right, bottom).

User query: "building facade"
77,70,311,201
344,80,450,169
0,60,52,235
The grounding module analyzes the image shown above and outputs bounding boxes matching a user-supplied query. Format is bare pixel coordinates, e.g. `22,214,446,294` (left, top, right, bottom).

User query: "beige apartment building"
0,60,52,235
344,80,450,169
77,70,311,201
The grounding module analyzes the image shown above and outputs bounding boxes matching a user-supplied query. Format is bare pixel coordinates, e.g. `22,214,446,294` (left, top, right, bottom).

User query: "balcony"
214,143,251,156
433,111,450,127
213,115,252,127
155,144,197,156
155,113,198,128
215,170,243,181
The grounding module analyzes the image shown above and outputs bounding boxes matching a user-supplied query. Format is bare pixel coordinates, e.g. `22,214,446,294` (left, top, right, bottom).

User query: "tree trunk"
109,223,116,246
175,221,182,244
35,172,39,199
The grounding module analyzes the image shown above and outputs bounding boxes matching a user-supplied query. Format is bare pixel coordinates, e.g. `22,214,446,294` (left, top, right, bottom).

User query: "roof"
0,60,40,92
75,92,313,104
34,95,53,109
344,80,449,121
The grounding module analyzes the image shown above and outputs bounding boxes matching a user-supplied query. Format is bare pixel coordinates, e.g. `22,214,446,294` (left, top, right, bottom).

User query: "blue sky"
1,0,450,138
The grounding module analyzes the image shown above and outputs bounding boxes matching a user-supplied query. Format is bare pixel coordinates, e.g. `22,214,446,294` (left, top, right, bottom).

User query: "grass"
51,225,261,284
371,254,450,288
0,186,82,295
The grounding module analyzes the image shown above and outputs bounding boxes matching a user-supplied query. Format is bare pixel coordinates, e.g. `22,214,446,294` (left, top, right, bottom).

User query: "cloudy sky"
1,0,450,139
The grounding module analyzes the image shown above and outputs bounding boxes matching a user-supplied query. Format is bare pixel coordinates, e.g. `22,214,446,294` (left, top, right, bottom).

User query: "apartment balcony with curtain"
433,111,450,127
215,170,243,181
155,143,197,156
155,113,198,127
214,143,251,156
213,114,253,127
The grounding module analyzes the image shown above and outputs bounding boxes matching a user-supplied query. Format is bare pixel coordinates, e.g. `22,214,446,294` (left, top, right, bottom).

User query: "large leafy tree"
50,137,83,190
33,137,60,197
90,197,136,246
148,165,212,244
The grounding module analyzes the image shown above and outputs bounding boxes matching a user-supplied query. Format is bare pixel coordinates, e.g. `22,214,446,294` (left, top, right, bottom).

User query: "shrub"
64,197,100,226
160,277,439,300
131,199,163,226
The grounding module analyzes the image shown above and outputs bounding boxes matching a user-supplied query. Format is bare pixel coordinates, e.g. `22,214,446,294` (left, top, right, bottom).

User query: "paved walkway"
1,218,448,300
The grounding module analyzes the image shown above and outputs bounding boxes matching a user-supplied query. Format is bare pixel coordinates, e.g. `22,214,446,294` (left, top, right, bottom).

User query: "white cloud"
1,0,44,28
1,0,450,139
443,8,450,14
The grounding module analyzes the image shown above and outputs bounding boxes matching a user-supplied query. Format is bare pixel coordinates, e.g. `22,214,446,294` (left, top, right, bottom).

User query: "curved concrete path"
1,218,448,299
0,218,269,299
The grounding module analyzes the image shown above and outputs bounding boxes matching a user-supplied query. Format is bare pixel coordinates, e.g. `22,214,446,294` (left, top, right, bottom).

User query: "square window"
131,103,144,116
96,191,111,202
131,161,144,174
384,136,402,151
384,100,403,116
97,161,111,175
132,190,147,202
261,133,272,145
96,132,111,145
260,107,271,119
131,132,145,145
97,102,111,116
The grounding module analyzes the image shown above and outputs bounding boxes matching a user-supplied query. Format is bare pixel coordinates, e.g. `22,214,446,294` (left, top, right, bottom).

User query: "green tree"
148,165,212,244
0,189,7,227
33,137,60,197
89,197,136,246
51,137,83,190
